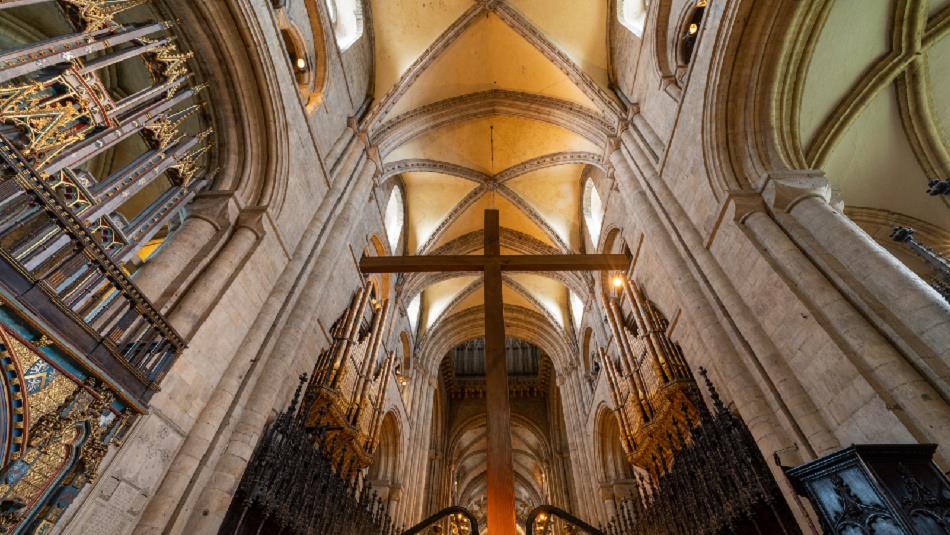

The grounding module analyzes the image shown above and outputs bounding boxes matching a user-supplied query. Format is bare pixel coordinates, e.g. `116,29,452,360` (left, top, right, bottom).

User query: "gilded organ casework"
302,281,397,470
0,0,213,531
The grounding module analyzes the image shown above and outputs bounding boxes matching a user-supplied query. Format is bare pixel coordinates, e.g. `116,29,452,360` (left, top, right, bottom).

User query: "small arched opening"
582,178,605,248
677,0,708,68
384,186,405,254
618,0,650,37
368,412,402,505
325,0,364,51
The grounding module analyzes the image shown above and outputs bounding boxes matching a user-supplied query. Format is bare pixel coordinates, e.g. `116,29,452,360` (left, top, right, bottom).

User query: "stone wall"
53,1,395,533
548,0,950,528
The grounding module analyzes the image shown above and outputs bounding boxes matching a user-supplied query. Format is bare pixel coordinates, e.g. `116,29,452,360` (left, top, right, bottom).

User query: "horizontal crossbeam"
359,254,630,274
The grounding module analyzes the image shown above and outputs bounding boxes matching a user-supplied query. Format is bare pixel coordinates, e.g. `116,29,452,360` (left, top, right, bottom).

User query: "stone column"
132,192,235,307
400,369,437,525
388,485,402,511
600,485,617,518
609,149,833,461
132,151,366,535
558,368,602,521
167,208,265,340
742,208,950,463
179,161,376,534
762,172,950,401
759,174,950,467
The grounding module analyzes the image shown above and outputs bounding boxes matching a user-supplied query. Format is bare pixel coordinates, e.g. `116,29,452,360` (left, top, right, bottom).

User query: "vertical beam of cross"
359,208,629,534
482,209,518,534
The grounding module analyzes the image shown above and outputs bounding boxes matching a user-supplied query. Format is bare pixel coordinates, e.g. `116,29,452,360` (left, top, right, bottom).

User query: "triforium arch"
164,0,289,210
595,404,634,491
368,411,403,505
272,0,330,111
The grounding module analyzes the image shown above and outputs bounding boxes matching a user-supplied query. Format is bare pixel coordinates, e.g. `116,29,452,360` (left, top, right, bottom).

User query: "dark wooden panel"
359,253,630,273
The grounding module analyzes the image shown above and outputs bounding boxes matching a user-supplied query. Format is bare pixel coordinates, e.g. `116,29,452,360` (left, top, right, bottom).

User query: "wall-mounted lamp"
610,273,625,301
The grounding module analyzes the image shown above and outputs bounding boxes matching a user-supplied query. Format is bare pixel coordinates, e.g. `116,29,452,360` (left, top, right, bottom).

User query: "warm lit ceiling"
368,0,618,350
449,414,549,517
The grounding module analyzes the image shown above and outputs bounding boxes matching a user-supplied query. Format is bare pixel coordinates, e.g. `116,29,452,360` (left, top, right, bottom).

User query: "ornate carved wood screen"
786,444,950,534
0,322,133,533
604,369,801,535
220,376,403,535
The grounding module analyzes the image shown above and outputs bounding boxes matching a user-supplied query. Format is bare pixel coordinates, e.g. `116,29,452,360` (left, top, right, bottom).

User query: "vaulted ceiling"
367,0,621,351
797,0,950,235
449,413,550,520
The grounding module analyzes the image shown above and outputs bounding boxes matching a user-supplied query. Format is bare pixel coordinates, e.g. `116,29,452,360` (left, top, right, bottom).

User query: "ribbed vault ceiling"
798,0,950,229
368,0,619,350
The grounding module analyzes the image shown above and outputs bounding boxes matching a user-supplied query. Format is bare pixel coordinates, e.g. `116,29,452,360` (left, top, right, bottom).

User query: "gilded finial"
61,0,152,33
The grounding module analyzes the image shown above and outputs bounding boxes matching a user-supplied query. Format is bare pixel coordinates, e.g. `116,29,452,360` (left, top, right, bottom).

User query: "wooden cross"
360,209,628,535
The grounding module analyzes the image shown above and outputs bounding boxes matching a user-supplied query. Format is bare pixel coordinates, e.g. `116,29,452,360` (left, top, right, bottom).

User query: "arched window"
583,178,605,247
280,25,311,88
678,0,708,66
384,187,404,253
406,295,421,336
325,0,364,51
569,291,585,335
618,0,649,37
399,331,412,372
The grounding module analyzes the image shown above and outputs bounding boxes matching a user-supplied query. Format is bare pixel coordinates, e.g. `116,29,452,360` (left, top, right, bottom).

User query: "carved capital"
367,145,383,170
606,135,622,153
236,207,267,240
188,191,237,231
761,170,831,213
730,193,766,223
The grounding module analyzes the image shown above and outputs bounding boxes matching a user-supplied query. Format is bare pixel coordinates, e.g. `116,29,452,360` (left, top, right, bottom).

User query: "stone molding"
235,206,268,240
380,151,606,187
361,0,622,130
381,159,491,185
416,185,487,254
495,151,606,183
187,191,239,232
703,190,765,249
399,228,591,300
495,184,571,252
373,89,612,155
492,1,622,120
501,273,576,349
418,304,572,374
760,170,831,213
361,1,487,129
